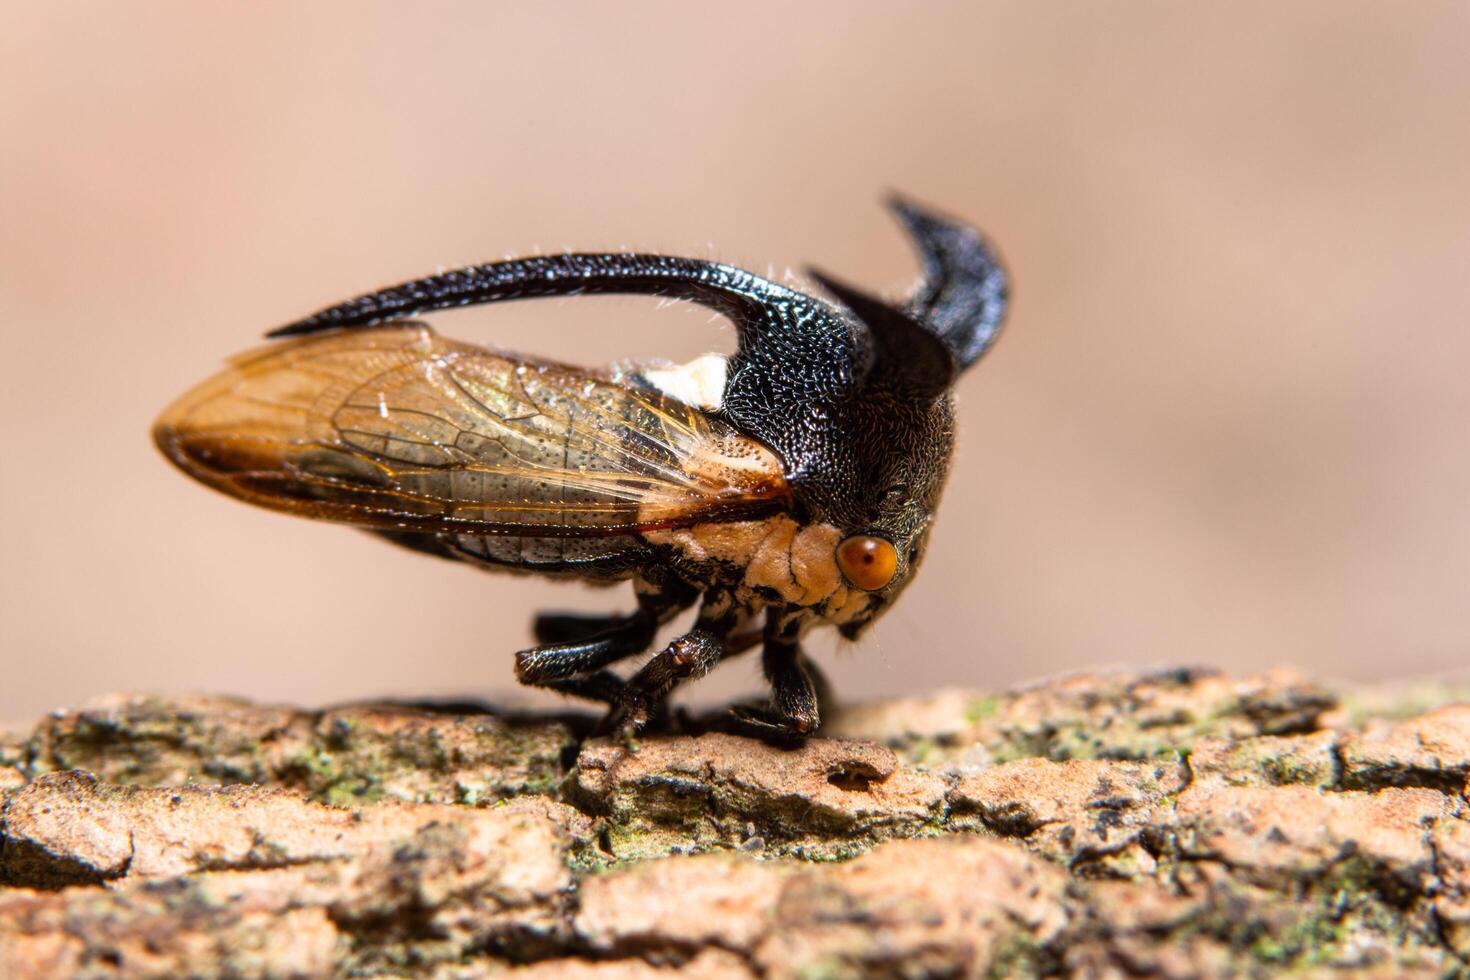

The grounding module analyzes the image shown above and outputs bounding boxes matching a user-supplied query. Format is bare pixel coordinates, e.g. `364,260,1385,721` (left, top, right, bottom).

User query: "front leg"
731,610,823,738
762,640,822,735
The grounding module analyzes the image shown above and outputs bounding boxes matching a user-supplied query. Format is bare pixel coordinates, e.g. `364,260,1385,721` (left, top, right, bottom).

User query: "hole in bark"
826,767,877,792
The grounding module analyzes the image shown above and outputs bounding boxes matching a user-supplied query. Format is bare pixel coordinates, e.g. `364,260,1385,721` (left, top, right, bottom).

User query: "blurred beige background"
3,3,1468,722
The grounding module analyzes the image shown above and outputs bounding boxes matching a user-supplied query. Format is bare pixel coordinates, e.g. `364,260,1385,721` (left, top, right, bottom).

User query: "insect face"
155,196,1008,737
799,382,958,638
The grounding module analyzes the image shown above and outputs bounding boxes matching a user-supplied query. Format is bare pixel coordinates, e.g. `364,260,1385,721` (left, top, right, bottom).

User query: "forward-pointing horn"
887,194,1009,371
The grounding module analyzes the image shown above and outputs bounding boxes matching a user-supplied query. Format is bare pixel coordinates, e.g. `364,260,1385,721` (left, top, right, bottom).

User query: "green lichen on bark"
20,693,577,807
1,667,1468,977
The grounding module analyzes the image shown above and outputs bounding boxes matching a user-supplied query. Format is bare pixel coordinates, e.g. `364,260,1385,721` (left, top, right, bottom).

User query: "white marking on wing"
639,353,728,412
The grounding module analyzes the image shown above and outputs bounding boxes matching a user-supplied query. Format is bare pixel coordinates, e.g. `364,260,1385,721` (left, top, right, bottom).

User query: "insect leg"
611,591,742,734
762,641,822,735
515,578,696,686
532,612,632,645
537,669,626,705
730,611,822,736
614,627,727,734
515,618,654,685
802,652,835,720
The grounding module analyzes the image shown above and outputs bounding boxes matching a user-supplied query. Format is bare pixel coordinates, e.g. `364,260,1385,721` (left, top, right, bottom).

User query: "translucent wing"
155,324,790,537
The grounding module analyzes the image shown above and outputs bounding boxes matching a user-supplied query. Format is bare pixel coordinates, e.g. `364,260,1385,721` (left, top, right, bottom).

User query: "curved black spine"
887,195,1009,370
268,253,807,340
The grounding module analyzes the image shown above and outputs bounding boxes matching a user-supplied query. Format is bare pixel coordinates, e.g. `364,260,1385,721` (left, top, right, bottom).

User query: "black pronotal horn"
265,252,817,352
887,194,1009,371
807,267,957,399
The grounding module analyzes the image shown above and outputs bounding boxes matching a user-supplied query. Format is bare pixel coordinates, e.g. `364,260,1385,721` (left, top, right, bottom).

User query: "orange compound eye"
836,535,899,591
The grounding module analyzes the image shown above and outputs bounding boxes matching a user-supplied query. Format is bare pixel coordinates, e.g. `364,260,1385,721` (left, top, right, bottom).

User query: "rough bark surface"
2,668,1468,977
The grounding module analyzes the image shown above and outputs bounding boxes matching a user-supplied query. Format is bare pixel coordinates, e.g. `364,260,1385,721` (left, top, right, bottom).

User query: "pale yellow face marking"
644,516,874,624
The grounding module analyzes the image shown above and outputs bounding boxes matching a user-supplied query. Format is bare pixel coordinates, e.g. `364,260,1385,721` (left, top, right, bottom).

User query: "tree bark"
1,668,1467,977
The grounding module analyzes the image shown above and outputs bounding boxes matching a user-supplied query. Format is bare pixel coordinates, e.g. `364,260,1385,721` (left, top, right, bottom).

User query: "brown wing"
154,324,790,537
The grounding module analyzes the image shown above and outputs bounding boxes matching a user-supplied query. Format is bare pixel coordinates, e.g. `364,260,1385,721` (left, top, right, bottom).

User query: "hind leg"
515,577,695,699
532,611,633,645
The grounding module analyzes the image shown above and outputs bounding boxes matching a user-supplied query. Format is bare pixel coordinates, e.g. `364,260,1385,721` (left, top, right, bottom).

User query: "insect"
154,198,1008,737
